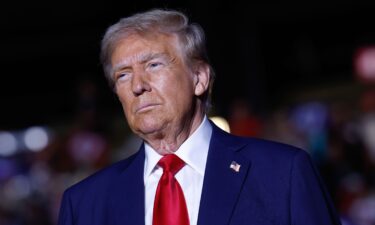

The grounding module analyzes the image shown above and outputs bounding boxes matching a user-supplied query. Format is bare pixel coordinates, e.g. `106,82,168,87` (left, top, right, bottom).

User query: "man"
58,9,342,225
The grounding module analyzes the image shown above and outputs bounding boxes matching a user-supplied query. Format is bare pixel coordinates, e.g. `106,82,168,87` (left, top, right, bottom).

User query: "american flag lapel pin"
230,161,241,173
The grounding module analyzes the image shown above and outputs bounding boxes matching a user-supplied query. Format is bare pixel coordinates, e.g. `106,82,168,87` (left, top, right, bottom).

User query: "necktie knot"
158,154,185,175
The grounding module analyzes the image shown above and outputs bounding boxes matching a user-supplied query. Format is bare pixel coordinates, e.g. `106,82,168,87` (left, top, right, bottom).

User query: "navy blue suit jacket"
58,122,342,225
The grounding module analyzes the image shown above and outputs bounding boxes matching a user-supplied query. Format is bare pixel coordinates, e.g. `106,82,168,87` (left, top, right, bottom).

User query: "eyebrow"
112,52,169,73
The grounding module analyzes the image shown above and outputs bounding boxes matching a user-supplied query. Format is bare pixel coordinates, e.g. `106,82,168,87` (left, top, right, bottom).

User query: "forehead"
111,33,181,65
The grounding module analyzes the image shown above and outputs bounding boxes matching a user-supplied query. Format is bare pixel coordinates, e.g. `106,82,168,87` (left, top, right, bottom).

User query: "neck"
142,110,205,155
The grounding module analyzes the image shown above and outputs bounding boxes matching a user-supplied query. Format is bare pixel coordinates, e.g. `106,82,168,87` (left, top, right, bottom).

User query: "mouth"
135,103,160,113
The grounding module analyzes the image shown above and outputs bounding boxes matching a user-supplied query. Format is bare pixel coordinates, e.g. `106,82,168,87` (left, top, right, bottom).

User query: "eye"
148,61,163,70
115,72,130,81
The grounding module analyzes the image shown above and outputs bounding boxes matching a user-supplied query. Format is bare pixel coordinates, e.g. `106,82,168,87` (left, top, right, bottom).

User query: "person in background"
58,8,342,225
228,98,263,137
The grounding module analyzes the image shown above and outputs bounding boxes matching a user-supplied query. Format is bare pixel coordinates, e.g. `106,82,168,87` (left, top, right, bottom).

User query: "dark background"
1,1,374,130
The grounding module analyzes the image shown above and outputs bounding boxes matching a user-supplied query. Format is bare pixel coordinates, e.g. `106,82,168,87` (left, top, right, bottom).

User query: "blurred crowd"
1,83,375,225
228,88,375,225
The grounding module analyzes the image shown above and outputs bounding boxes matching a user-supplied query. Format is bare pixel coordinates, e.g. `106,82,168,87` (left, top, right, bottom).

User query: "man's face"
111,33,197,137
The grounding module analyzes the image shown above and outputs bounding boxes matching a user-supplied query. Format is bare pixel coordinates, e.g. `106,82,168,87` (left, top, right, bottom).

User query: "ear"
193,62,210,97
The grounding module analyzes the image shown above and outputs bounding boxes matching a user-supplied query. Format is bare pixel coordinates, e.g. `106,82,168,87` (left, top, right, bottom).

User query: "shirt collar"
144,116,212,179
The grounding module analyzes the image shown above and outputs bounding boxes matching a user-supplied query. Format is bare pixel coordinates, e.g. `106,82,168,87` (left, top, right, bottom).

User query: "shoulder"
212,122,304,159
64,151,139,197
242,136,303,158
211,123,312,171
216,128,316,184
239,136,307,168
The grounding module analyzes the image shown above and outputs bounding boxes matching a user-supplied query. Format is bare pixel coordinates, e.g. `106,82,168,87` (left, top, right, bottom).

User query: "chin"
138,127,160,135
135,120,165,135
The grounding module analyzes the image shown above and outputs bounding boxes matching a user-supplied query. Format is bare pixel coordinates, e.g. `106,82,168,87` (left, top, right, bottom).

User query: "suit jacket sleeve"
290,150,341,225
58,189,74,225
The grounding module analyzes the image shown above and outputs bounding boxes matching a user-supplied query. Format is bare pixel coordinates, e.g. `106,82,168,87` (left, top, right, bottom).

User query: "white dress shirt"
144,116,212,225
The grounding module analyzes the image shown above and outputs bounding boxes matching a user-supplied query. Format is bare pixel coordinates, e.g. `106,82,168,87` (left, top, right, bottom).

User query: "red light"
354,46,375,83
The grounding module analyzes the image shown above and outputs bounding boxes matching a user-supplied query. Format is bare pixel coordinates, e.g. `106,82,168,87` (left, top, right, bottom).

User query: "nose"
131,69,151,96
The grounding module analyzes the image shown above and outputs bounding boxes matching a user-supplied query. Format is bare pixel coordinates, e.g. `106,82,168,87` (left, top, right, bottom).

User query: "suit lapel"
110,145,145,225
197,124,251,225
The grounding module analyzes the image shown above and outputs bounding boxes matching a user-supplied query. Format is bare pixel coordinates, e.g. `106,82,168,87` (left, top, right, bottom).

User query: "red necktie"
153,154,189,225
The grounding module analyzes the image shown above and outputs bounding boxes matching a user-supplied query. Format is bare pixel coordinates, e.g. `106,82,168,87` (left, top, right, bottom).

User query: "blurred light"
354,46,375,83
24,126,49,152
361,115,375,162
210,116,230,133
0,159,17,181
290,102,328,134
68,132,106,163
0,131,17,156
